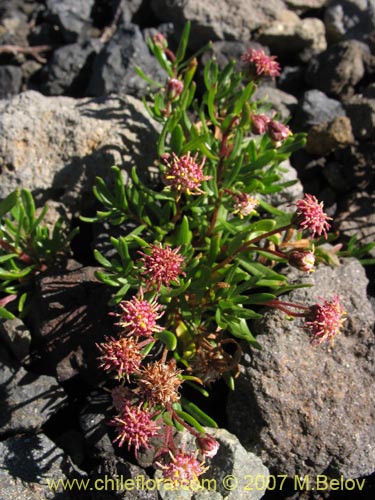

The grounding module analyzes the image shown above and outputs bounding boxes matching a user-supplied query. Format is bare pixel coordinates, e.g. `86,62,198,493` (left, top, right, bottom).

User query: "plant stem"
213,223,292,271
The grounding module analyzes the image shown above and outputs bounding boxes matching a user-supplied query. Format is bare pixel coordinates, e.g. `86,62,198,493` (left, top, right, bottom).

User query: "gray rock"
253,86,298,119
284,0,327,10
80,392,114,458
306,115,354,155
305,40,368,98
30,266,113,383
121,0,144,24
0,358,67,436
91,455,158,500
324,0,375,43
293,89,346,131
344,95,375,140
0,433,80,500
0,66,22,98
87,24,167,98
258,16,327,62
40,40,101,96
0,90,159,215
46,0,95,42
335,192,375,257
0,317,32,363
151,0,290,49
227,258,375,478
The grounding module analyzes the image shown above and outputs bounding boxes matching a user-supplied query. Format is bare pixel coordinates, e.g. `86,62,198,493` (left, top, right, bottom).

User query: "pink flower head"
251,113,271,135
288,250,315,273
267,120,292,145
138,243,186,290
167,78,184,101
155,450,208,485
196,434,220,458
163,152,211,195
97,336,142,380
305,295,346,345
293,194,332,239
241,48,281,78
117,293,164,338
110,403,161,456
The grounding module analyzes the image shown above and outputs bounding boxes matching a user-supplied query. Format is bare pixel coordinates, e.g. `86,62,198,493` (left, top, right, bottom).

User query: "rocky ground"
0,1,375,499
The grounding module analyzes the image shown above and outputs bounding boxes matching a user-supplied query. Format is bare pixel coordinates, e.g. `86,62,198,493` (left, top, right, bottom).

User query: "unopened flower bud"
233,193,258,218
196,434,220,458
267,120,292,144
167,78,184,101
153,32,168,49
251,113,270,135
288,250,315,272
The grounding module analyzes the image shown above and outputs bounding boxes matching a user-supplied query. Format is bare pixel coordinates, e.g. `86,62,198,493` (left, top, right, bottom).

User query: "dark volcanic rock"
292,89,346,131
80,392,114,458
40,40,101,96
0,65,22,98
324,0,375,44
30,266,113,383
305,40,368,98
87,24,166,98
46,0,95,43
0,433,82,500
344,95,375,140
227,258,375,478
0,355,67,436
305,115,354,155
150,0,290,49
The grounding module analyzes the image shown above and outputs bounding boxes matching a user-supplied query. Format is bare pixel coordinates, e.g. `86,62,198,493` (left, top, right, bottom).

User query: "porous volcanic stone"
30,266,113,383
292,89,345,131
306,115,354,155
324,0,375,44
46,0,95,42
227,258,375,478
0,433,82,500
87,24,166,98
0,91,159,215
151,0,290,49
0,356,67,436
305,40,368,98
0,66,22,98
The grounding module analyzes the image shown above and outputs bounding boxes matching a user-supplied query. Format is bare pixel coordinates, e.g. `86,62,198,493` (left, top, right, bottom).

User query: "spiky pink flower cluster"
163,152,211,195
305,296,346,345
110,403,161,456
117,294,164,338
138,243,186,289
97,336,142,380
156,450,208,484
293,194,332,239
241,48,281,78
